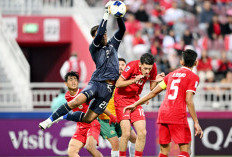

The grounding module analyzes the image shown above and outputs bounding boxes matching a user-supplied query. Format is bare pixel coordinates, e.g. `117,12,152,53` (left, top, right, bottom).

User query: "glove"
103,1,113,20
109,114,117,126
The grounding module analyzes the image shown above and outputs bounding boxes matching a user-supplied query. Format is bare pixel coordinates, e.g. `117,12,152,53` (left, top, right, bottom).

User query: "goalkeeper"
39,1,126,130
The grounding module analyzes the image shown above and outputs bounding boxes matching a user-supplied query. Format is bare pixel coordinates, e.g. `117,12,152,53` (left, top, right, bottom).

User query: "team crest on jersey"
125,66,130,72
78,105,83,109
110,130,115,135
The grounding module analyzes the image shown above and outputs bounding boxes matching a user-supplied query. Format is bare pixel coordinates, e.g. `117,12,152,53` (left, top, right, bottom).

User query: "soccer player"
115,53,165,157
124,49,204,157
63,71,102,157
98,58,137,157
39,1,126,130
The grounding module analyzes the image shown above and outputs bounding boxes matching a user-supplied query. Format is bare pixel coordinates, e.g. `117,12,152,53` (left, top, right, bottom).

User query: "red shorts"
158,123,191,144
72,120,100,145
116,104,145,123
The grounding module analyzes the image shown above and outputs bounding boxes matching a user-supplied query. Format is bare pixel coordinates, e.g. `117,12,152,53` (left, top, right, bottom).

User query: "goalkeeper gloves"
103,1,113,20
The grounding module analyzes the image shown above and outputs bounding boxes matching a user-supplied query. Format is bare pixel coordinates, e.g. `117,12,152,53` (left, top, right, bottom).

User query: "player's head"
180,49,198,68
64,71,79,90
139,53,155,77
119,58,126,74
90,25,107,46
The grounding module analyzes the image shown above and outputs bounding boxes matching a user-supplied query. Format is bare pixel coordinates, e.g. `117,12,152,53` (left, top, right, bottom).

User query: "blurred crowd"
100,0,232,84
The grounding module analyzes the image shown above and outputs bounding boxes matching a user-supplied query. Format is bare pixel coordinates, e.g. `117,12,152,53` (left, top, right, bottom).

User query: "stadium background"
0,0,231,156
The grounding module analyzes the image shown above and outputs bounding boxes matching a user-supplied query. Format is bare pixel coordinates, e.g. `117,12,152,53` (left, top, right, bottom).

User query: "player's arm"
124,82,165,112
116,75,144,88
150,72,165,90
103,108,117,125
186,92,203,138
92,2,111,47
114,18,126,41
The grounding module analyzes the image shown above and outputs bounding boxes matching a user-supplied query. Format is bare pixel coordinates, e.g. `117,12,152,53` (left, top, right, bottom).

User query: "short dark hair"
140,53,155,65
182,49,197,67
118,58,126,64
64,71,79,82
90,25,99,37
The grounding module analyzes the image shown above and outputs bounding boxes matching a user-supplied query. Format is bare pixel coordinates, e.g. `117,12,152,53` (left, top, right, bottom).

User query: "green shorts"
98,119,122,139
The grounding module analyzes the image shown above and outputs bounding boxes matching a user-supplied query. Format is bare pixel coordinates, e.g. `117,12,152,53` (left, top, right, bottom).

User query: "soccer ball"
110,1,126,18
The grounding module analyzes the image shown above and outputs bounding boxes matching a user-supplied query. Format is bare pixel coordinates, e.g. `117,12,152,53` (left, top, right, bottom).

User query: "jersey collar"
181,66,192,71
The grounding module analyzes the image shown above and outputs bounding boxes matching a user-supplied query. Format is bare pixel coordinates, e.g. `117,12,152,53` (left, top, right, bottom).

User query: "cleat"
39,118,53,130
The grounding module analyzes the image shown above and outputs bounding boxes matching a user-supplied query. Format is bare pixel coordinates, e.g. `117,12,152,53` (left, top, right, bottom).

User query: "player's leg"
108,136,120,157
85,136,103,157
159,144,171,157
158,124,171,157
169,124,191,157
178,143,190,157
82,82,114,123
67,138,84,157
99,119,120,157
39,83,96,130
85,120,102,157
133,120,146,156
119,120,131,157
128,129,137,157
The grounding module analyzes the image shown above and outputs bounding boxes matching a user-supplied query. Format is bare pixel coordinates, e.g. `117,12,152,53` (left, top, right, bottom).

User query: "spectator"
60,53,87,83
216,51,232,79
197,50,214,82
135,4,149,22
199,1,215,30
222,14,232,35
51,88,66,112
163,1,184,25
207,14,223,40
182,29,193,45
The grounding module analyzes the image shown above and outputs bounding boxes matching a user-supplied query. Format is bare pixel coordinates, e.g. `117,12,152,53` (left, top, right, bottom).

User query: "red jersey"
115,60,157,101
65,89,98,128
158,67,199,124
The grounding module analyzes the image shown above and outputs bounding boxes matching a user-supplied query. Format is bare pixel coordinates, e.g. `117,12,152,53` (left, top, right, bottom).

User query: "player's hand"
104,0,113,14
194,122,203,139
123,104,136,113
109,114,117,126
133,75,144,83
156,72,165,82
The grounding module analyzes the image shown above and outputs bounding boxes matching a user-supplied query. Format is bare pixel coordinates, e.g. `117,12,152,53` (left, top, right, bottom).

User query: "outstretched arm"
114,17,126,41
124,84,164,112
92,1,112,46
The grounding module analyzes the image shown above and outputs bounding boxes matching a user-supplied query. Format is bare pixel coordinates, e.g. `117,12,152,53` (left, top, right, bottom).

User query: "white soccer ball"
110,1,126,18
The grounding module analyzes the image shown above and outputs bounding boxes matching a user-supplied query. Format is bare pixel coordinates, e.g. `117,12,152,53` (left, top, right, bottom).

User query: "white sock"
129,142,135,157
111,150,119,157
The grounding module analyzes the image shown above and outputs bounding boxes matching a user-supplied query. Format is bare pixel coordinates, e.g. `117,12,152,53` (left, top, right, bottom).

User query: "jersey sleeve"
89,41,100,54
121,62,134,80
109,36,121,52
149,63,157,81
186,74,199,94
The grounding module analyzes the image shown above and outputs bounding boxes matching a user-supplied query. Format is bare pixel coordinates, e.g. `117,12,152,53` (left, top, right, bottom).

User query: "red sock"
159,153,168,157
119,151,126,157
135,151,143,157
178,151,190,157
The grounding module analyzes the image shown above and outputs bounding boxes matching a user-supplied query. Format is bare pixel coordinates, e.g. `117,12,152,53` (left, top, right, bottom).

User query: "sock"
119,151,126,157
63,111,85,122
129,142,135,157
50,103,71,121
178,151,190,157
111,150,119,157
158,153,168,157
135,151,143,157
